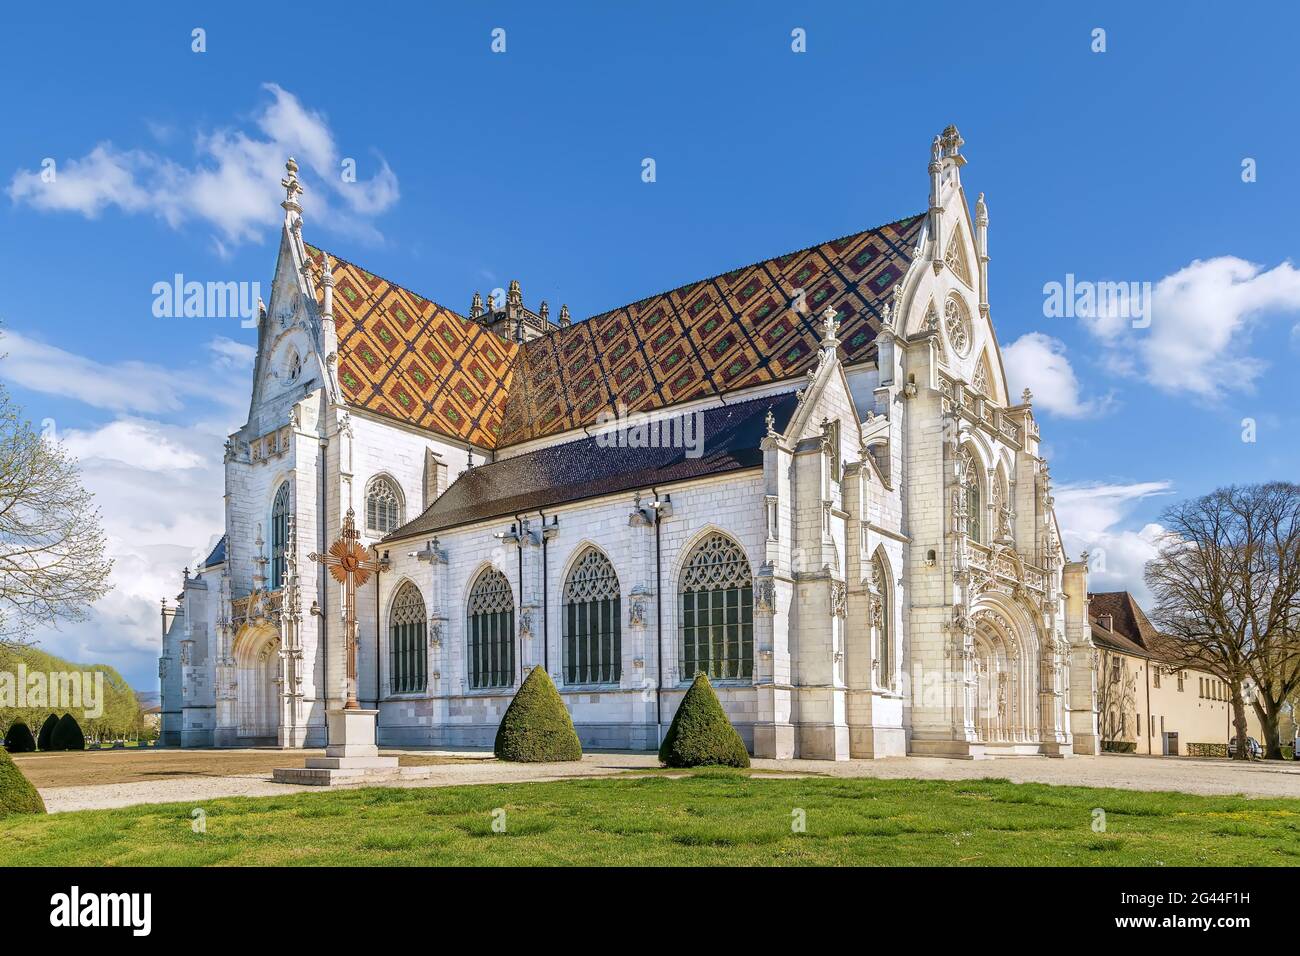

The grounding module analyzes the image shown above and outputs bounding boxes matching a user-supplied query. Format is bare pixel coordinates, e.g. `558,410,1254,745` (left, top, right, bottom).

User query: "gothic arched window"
270,482,290,590
563,548,621,685
871,552,892,687
679,533,754,682
389,581,427,695
366,475,402,536
467,567,514,690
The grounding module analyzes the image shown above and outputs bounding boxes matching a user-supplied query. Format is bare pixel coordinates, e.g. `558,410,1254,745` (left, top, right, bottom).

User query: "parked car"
1228,736,1262,758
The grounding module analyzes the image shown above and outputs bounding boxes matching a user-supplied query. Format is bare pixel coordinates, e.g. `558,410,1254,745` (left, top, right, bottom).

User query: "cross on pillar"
309,508,383,710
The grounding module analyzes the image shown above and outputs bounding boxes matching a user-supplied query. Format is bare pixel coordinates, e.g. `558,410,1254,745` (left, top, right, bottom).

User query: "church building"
160,126,1102,759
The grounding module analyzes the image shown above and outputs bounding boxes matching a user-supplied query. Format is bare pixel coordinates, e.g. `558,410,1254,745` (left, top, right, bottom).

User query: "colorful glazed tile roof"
305,246,519,448
307,212,924,450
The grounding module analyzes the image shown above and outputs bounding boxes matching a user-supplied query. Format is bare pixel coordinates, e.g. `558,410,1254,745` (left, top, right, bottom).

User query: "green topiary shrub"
4,721,36,754
494,667,582,762
0,748,45,817
37,714,58,752
659,673,750,768
50,713,85,752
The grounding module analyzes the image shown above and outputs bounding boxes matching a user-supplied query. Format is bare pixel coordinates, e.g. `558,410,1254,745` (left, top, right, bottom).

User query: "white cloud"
1080,257,1300,398
2,334,254,686
2,330,253,416
32,417,227,683
8,84,399,251
208,336,257,371
2,330,203,414
1002,332,1113,418
1054,480,1174,606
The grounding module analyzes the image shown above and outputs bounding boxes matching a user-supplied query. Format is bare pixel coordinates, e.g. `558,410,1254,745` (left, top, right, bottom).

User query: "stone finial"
1022,388,1033,405
765,408,777,438
280,157,304,218
820,306,839,350
940,124,965,160
470,291,484,319
467,448,474,470
539,300,550,323
880,302,894,331
507,279,522,310
559,304,571,327
976,191,988,225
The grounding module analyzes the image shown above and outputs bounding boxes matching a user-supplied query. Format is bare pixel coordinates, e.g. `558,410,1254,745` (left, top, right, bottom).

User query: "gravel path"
37,751,1300,813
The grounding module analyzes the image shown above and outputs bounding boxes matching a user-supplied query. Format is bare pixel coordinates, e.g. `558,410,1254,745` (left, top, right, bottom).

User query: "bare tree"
1145,483,1300,760
0,383,113,646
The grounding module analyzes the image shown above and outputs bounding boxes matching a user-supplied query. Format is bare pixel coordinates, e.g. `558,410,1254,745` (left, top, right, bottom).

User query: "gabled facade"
161,127,1100,759
1088,590,1262,756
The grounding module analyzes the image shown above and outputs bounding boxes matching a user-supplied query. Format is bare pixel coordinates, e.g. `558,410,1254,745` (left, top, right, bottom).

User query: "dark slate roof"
203,535,227,568
386,391,799,540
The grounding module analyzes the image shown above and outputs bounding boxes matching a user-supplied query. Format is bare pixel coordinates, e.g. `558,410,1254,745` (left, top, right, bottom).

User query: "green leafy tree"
493,667,582,762
659,673,750,768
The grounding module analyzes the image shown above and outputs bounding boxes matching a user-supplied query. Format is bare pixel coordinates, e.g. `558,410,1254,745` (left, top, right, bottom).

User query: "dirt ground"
12,748,483,789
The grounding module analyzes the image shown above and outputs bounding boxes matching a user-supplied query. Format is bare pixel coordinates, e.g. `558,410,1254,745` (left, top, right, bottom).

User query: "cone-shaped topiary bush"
494,666,582,762
37,714,58,752
50,713,85,752
659,673,751,768
4,721,36,754
0,747,44,817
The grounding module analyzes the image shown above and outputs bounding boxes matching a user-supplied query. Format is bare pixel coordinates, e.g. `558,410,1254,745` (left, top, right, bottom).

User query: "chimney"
1098,613,1113,632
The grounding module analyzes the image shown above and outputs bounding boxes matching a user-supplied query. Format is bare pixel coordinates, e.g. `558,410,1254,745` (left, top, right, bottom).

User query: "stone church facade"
159,127,1102,759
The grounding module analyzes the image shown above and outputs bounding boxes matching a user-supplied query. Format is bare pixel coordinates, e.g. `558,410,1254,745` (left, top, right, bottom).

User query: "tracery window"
679,533,753,682
562,548,621,685
972,358,990,397
944,232,972,285
270,482,290,590
467,567,514,690
944,295,972,357
389,582,427,695
366,475,402,536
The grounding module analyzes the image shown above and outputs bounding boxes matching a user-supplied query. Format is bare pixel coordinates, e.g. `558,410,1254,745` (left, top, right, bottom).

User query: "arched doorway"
233,624,281,743
971,604,1039,745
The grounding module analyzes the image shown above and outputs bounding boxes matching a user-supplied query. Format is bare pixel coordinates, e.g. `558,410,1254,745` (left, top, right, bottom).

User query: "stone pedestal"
273,708,398,785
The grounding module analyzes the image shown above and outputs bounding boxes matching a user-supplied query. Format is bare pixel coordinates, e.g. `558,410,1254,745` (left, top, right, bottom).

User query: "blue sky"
2,2,1298,688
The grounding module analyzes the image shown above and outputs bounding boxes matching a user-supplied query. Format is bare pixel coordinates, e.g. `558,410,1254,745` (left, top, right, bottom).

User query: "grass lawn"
1,772,1297,866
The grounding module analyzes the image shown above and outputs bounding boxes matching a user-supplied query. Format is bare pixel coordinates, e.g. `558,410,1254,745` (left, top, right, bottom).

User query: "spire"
975,192,990,319
320,255,335,325
470,291,484,319
280,157,304,223
559,304,571,327
928,136,943,271
539,300,549,324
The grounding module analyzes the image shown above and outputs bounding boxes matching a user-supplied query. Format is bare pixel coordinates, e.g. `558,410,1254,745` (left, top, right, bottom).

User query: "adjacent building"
1089,591,1261,756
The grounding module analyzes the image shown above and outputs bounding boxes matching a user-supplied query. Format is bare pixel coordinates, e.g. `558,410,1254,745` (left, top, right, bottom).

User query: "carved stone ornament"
754,565,776,615
830,580,848,618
